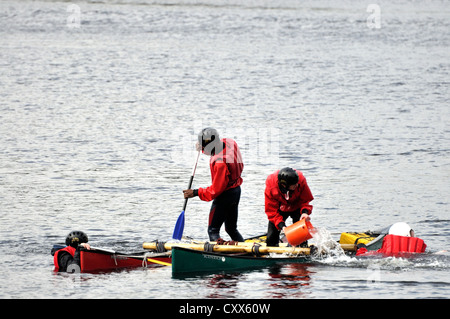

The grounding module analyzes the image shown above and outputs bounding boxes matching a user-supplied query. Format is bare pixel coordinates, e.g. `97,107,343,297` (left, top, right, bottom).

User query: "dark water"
0,0,449,299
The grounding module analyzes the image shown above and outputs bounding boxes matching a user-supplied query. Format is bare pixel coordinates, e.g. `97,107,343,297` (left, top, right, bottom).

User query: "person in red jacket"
265,167,314,246
183,128,245,242
53,230,91,272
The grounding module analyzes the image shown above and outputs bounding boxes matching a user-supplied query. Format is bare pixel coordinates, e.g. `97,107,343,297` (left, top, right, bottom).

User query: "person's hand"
80,243,91,250
300,213,310,221
195,142,202,152
183,189,195,198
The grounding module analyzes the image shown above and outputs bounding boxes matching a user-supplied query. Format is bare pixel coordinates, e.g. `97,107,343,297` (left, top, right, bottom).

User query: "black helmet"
278,167,299,194
198,127,220,154
65,231,88,248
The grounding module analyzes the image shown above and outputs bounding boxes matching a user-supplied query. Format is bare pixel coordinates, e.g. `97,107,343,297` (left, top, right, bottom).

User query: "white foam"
310,226,346,258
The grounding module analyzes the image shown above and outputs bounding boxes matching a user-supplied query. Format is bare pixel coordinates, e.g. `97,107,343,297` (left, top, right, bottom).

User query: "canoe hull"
171,246,311,275
80,249,171,273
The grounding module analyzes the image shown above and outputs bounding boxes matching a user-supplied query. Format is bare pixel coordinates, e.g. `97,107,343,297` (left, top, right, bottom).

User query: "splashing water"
310,227,414,268
310,227,346,258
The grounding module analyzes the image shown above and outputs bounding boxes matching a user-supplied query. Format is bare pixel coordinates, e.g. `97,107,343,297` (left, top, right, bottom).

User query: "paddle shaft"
182,176,194,212
183,150,201,211
172,150,201,240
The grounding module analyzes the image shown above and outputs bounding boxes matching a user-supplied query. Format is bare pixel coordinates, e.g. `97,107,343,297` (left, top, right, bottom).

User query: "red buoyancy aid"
198,138,243,202
356,234,426,257
378,234,427,255
53,246,76,271
264,169,314,230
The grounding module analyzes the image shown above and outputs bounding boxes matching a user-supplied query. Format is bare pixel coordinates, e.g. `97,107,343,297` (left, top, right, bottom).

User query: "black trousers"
208,186,244,242
266,209,301,247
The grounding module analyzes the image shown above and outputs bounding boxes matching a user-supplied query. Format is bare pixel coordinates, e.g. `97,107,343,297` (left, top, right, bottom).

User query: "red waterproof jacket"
198,138,243,202
53,246,76,271
265,169,314,230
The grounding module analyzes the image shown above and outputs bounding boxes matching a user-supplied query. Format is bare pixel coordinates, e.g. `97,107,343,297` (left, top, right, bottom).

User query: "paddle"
172,150,201,240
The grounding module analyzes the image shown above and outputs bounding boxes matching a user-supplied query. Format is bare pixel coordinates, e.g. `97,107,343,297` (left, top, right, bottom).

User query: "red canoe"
52,245,171,273
80,248,171,272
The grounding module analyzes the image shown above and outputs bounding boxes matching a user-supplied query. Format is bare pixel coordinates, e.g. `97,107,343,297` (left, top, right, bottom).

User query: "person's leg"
208,201,223,241
224,187,244,242
208,188,234,240
266,221,281,246
266,209,301,246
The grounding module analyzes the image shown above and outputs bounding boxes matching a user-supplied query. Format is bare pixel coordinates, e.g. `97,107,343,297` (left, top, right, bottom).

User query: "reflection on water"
175,263,315,299
266,264,313,299
206,273,241,298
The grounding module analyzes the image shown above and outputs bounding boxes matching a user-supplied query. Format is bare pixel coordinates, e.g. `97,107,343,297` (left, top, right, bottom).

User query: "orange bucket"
284,219,314,246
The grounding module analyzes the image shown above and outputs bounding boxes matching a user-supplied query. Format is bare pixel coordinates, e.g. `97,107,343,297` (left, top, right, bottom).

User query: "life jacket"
378,234,427,255
264,170,314,229
356,234,426,257
53,246,76,271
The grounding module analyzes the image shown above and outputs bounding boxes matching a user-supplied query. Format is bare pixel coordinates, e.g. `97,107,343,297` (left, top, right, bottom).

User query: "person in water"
265,167,314,246
355,222,426,256
53,230,90,272
183,127,245,242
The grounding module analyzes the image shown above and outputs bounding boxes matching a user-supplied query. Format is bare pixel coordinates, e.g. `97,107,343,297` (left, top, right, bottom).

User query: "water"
0,0,449,300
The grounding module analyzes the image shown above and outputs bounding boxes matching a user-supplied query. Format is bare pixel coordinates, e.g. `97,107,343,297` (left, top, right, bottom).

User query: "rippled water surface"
0,0,449,300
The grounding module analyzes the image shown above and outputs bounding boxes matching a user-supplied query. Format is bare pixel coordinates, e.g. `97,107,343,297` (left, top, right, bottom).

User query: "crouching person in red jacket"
183,128,245,242
265,168,314,246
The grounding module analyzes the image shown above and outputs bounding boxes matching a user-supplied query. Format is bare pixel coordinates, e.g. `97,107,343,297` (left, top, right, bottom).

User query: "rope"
252,244,262,257
142,253,149,267
203,242,215,252
156,241,166,253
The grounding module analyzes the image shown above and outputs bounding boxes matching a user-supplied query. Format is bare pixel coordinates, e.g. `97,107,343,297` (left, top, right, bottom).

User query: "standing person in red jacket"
183,128,245,242
265,167,314,246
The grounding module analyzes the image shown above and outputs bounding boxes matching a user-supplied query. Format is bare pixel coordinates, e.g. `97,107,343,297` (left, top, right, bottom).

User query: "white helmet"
388,222,413,237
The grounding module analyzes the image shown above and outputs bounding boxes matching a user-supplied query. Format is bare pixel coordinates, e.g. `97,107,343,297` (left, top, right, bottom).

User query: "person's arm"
197,162,229,201
298,177,314,219
265,188,284,230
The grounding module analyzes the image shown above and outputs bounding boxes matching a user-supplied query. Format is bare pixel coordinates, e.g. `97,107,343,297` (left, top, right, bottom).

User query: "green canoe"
171,246,311,275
